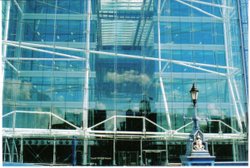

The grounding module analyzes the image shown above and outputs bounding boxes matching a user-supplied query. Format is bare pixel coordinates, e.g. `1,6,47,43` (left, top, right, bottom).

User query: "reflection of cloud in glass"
207,104,222,117
105,70,150,85
96,102,106,109
4,79,32,100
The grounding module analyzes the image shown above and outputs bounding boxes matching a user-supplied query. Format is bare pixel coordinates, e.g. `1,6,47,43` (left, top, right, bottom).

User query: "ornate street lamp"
190,83,199,107
190,83,199,130
180,83,215,166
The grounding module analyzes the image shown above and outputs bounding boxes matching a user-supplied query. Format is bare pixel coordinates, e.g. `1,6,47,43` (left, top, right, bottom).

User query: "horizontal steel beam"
155,43,225,50
4,42,84,60
22,14,97,20
3,101,233,110
154,16,222,23
2,128,246,141
6,57,84,61
5,41,234,71
18,71,96,78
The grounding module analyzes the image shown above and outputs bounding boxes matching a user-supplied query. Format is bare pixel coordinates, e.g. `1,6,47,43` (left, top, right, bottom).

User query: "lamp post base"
180,151,215,166
180,130,215,166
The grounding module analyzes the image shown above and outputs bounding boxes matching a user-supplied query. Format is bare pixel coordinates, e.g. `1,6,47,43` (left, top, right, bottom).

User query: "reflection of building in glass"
2,0,248,166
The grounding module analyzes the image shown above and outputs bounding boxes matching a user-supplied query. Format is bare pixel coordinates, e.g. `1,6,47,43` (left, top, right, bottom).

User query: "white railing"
2,111,245,140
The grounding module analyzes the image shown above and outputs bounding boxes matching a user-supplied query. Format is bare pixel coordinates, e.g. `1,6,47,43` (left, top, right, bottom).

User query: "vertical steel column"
236,0,248,98
53,138,56,165
228,79,243,132
3,138,7,162
0,4,2,155
5,139,11,162
13,111,16,132
165,140,169,165
219,121,222,133
114,116,117,131
14,139,19,162
49,112,52,131
72,137,77,166
10,138,15,162
15,0,24,68
82,0,91,165
232,140,237,162
222,0,243,132
113,138,116,165
140,138,143,166
83,139,88,165
143,117,146,133
232,79,246,127
113,116,116,165
20,138,23,163
211,141,214,156
1,1,11,119
51,0,58,122
83,0,91,129
157,0,171,130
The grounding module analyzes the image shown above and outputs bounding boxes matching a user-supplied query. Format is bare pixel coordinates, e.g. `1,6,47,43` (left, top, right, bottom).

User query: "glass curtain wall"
2,0,248,165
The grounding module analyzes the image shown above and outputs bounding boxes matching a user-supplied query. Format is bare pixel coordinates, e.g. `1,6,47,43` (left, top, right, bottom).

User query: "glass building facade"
2,0,248,166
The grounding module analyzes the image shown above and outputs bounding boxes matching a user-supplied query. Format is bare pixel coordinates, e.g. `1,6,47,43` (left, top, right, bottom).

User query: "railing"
174,119,240,134
2,111,244,140
2,110,81,133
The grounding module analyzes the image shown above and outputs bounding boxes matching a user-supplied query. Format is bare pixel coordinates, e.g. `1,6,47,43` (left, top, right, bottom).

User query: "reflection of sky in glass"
2,0,247,131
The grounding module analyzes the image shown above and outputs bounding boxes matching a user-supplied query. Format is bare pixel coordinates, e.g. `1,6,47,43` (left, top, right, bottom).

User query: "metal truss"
1,1,248,163
173,0,227,20
2,110,246,141
222,0,244,132
236,0,248,100
3,40,236,77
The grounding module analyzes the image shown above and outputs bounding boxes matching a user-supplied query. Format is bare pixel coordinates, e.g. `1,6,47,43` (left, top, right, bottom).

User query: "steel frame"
0,0,242,135
222,0,243,132
236,0,248,104
174,0,223,20
157,0,171,130
2,109,246,165
1,0,245,135
4,41,234,77
1,0,248,165
1,0,11,122
2,110,245,140
182,0,233,9
4,40,236,71
82,0,91,164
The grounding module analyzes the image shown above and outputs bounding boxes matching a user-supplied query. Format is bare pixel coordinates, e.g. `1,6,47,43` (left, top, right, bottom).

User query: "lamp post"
190,83,199,131
180,83,215,166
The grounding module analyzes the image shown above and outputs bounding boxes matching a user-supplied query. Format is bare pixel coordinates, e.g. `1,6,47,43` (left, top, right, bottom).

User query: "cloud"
105,70,150,85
